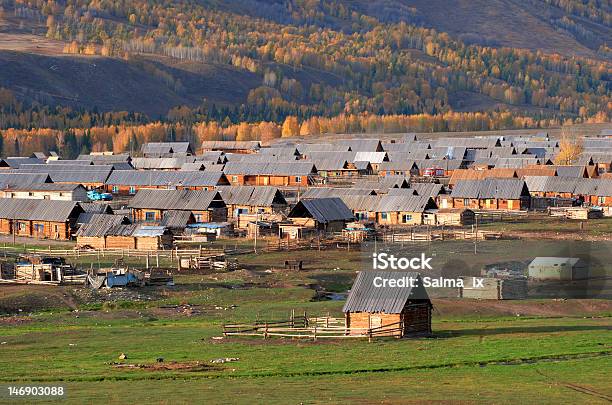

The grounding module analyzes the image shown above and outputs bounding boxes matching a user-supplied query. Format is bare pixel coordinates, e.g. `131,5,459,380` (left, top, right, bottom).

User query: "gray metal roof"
523,176,580,193
76,214,130,236
223,161,316,176
0,198,82,222
289,197,354,223
217,186,287,206
131,157,196,170
376,195,437,212
451,179,529,199
128,189,225,211
0,173,52,188
343,271,430,313
105,170,227,187
301,188,376,199
142,142,192,156
161,210,194,228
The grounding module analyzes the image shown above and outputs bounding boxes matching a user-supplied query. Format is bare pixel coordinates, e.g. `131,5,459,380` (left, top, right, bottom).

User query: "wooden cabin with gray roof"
0,198,84,240
217,186,288,218
343,271,432,337
288,197,354,232
450,179,530,210
129,189,227,223
223,161,317,187
104,171,229,195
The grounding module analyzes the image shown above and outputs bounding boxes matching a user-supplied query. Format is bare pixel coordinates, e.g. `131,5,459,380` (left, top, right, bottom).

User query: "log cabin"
343,271,432,337
129,189,227,223
216,186,287,218
450,179,530,210
105,171,230,195
288,197,354,232
0,183,88,201
223,162,317,187
375,195,438,225
0,198,84,240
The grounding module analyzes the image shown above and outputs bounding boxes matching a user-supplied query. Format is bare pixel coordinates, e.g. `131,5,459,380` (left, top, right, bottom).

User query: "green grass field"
1,279,610,403
0,245,610,403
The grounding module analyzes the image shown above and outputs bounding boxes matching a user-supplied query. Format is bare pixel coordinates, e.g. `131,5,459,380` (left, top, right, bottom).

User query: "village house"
217,186,288,218
105,171,230,195
288,197,354,232
423,208,476,226
523,176,580,198
75,214,132,249
343,271,432,337
223,162,317,187
375,195,438,225
0,183,88,201
129,189,227,223
0,198,84,240
450,179,531,210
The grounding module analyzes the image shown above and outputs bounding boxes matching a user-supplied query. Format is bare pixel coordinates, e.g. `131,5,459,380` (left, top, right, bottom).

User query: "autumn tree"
281,116,300,138
555,128,584,165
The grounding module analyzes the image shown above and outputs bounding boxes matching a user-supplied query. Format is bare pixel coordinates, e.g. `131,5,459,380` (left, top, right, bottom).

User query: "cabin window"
28,192,34,196
463,198,470,206
17,222,26,231
402,214,413,223
380,213,388,220
295,176,302,183
129,186,136,195
598,196,605,205
145,212,156,221
112,186,119,193
34,224,44,233
257,208,265,214
236,208,248,215
194,214,204,223
232,176,238,183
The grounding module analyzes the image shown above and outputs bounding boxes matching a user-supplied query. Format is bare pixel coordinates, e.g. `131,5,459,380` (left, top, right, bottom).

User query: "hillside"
0,0,609,123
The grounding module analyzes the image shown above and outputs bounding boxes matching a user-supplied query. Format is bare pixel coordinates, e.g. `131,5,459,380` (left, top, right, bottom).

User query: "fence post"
313,324,317,342
264,322,268,340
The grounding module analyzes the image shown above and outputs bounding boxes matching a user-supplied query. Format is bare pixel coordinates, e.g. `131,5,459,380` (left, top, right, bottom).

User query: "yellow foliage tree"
281,116,300,138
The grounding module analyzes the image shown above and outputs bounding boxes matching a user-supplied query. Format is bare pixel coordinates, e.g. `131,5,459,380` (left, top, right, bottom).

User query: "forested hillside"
0,0,609,154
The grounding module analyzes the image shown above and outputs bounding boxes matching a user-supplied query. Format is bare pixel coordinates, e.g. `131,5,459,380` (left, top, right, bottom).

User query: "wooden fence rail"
222,316,403,341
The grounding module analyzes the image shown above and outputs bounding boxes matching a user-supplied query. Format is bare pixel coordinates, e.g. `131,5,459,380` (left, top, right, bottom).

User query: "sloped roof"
376,195,437,212
289,198,354,223
161,210,194,228
223,161,316,176
217,186,287,206
105,170,227,187
76,214,130,236
451,179,529,199
0,198,82,221
301,187,376,199
129,189,225,211
343,271,430,313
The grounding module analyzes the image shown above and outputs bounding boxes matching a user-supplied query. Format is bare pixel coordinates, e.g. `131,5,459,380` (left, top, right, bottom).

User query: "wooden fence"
382,229,502,242
222,315,404,341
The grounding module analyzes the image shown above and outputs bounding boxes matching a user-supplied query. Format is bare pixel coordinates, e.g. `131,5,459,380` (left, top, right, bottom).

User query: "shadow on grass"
435,324,611,338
